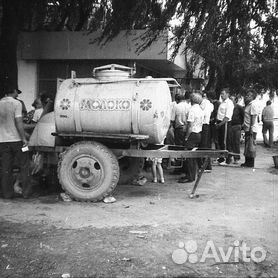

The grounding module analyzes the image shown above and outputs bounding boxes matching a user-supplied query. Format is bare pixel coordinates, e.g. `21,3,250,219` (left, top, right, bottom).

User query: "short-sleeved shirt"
200,98,214,125
262,105,274,122
217,98,234,121
0,96,22,142
244,100,259,132
171,101,191,128
187,104,204,133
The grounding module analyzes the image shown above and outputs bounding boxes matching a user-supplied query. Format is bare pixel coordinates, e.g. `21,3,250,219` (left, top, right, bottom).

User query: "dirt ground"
0,143,277,278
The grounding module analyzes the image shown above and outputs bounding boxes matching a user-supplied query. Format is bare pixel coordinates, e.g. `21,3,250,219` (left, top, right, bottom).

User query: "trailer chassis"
32,142,228,199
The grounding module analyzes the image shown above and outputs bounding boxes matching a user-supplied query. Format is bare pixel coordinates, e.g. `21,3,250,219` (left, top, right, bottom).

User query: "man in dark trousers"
199,91,214,171
241,89,258,168
178,93,204,183
262,100,274,148
0,88,32,199
171,93,190,146
208,91,220,149
216,88,234,165
230,95,244,164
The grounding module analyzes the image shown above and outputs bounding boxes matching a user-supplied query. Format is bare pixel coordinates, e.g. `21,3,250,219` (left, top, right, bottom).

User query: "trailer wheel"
58,141,119,202
118,157,145,185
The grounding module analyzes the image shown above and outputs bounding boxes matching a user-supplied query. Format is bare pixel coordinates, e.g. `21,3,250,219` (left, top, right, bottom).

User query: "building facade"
18,30,196,109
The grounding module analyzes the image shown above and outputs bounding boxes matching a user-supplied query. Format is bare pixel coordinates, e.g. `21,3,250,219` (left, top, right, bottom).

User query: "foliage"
0,0,277,96
99,0,278,94
98,0,162,44
18,0,110,32
0,0,110,95
0,0,23,95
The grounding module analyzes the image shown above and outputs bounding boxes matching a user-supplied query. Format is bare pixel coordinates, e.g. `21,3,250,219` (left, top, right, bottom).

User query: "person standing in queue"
262,100,274,148
170,91,191,174
0,88,32,199
171,93,190,146
241,89,258,168
199,91,214,172
178,93,204,183
229,95,244,164
216,88,234,165
207,91,220,149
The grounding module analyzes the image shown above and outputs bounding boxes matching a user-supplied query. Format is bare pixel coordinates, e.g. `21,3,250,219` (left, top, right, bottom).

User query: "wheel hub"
70,156,103,190
79,167,91,178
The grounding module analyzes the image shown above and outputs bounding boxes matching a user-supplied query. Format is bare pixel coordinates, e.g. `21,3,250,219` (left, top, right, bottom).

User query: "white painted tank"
54,64,174,144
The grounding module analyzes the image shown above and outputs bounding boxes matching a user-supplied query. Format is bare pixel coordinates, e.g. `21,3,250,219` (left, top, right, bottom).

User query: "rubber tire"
58,141,119,202
118,157,145,185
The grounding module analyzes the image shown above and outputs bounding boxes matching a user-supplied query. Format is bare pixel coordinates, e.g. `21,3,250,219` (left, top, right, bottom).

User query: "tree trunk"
205,63,216,91
0,0,20,97
215,70,225,98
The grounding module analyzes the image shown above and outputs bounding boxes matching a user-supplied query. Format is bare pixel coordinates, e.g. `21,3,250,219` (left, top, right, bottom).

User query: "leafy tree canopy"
100,0,278,95
0,0,277,96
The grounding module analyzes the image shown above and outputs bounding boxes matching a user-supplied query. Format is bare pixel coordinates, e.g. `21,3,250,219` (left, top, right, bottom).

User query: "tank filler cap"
93,64,136,81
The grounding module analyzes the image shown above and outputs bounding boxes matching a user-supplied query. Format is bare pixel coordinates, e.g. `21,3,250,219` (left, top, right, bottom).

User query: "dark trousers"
173,127,186,173
216,121,232,163
184,132,201,181
217,121,232,151
0,142,31,198
210,122,219,149
200,124,212,170
262,121,274,147
174,127,185,146
200,124,211,148
243,132,257,167
230,124,241,161
165,127,175,145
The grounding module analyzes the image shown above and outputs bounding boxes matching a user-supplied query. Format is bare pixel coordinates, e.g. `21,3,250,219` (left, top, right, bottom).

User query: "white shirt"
0,97,22,142
244,100,259,132
200,98,213,125
171,101,191,128
170,101,176,122
187,104,204,133
217,98,234,121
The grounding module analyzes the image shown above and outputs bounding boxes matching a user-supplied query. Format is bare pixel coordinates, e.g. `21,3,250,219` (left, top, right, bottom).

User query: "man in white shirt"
199,91,214,171
178,93,204,183
171,93,191,146
241,89,258,168
216,88,234,164
0,89,31,199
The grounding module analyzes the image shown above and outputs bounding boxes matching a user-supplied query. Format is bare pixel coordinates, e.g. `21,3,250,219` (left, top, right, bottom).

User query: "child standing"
150,158,165,184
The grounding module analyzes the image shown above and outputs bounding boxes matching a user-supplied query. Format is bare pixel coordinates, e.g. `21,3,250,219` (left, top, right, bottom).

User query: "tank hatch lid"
93,64,135,81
